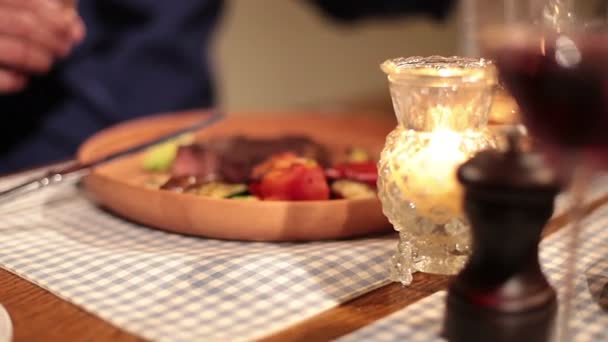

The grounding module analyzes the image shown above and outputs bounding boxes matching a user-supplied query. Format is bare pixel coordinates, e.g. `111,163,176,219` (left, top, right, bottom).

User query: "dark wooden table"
1,170,605,342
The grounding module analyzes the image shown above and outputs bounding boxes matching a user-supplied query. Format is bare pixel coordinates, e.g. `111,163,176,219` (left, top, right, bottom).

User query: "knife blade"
0,110,225,207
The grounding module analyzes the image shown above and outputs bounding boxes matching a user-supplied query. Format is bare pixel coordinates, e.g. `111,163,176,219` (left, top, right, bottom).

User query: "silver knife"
0,110,225,207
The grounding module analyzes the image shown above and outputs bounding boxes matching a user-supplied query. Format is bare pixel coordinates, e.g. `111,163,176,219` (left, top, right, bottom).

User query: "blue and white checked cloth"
339,196,608,342
2,170,608,342
0,173,395,342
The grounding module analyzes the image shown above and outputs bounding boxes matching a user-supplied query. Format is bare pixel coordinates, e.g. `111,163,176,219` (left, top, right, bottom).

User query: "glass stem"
504,0,517,23
557,160,591,342
459,0,478,56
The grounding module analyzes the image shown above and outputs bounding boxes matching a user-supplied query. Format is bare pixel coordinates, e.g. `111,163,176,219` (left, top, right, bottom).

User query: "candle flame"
394,127,468,224
426,128,465,157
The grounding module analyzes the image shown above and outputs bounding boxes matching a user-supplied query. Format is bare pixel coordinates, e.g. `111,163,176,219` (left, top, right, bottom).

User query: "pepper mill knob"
442,130,561,342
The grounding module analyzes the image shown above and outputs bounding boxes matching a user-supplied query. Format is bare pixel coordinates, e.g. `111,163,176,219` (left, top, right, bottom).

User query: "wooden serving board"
77,111,396,241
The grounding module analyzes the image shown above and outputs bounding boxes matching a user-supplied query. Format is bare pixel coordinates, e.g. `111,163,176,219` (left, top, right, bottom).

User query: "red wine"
487,31,608,150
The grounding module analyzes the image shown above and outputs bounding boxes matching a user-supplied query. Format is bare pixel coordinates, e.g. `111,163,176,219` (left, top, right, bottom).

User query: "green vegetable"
142,134,194,172
197,182,248,199
347,147,371,163
230,195,259,201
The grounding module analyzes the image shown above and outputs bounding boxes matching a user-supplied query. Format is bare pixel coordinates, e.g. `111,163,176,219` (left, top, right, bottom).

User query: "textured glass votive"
377,56,498,285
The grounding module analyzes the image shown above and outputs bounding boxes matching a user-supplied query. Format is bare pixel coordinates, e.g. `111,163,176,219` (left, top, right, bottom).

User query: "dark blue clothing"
0,0,452,173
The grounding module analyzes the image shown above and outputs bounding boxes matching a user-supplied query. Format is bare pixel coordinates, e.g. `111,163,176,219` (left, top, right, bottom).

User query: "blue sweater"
0,0,452,173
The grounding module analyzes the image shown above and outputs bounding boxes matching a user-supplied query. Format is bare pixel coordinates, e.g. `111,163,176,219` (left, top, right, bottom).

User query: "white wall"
213,0,460,112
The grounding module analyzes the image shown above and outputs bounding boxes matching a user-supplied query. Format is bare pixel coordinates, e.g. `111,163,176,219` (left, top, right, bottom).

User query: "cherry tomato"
250,153,330,201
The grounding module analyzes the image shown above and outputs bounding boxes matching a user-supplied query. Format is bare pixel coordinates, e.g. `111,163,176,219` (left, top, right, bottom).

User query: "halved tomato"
250,153,330,201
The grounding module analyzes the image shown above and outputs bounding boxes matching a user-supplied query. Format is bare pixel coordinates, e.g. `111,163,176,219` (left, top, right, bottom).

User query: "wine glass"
473,0,608,340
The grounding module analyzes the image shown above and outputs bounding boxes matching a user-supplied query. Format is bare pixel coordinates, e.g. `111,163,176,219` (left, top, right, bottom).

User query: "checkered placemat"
338,196,608,342
0,173,395,342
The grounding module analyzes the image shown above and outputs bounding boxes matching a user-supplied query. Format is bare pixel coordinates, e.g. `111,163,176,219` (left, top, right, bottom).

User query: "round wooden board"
77,111,396,241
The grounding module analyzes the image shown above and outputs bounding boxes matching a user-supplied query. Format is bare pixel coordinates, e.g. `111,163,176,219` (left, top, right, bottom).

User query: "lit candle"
390,127,468,225
378,56,499,282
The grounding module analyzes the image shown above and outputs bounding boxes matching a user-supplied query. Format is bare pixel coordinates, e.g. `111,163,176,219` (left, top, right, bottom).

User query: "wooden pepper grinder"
442,132,561,342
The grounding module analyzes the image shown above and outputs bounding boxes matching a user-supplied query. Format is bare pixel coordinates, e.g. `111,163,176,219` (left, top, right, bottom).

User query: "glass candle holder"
378,56,499,285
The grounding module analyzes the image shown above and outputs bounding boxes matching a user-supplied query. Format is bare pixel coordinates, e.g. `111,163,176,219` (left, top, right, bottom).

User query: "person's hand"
0,0,85,94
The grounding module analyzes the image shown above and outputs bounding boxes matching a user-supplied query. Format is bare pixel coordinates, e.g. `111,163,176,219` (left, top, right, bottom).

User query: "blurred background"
213,0,461,114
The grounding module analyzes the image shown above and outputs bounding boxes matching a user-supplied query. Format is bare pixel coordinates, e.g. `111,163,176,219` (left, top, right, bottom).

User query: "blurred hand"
0,0,85,93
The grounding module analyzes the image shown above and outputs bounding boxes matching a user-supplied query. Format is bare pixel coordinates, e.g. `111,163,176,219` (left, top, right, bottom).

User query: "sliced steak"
168,135,330,184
